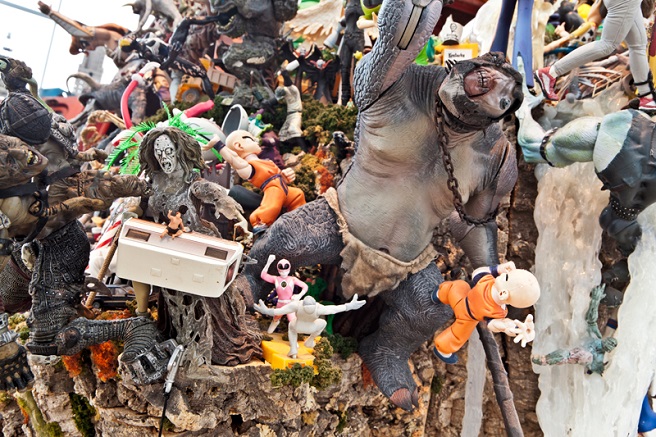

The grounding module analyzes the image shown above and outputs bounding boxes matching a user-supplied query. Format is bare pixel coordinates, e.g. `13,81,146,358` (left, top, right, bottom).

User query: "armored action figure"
235,0,523,410
260,254,309,333
254,294,365,358
431,261,540,364
517,89,656,255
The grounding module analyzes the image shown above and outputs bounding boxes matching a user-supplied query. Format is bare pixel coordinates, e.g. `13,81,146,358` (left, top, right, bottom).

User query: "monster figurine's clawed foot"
358,335,419,411
0,340,34,391
119,319,177,385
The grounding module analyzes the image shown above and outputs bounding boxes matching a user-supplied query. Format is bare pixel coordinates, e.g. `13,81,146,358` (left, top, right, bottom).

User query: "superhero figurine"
260,254,309,333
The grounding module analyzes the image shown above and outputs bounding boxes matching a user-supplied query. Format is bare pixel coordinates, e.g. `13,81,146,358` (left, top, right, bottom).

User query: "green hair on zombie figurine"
105,105,215,175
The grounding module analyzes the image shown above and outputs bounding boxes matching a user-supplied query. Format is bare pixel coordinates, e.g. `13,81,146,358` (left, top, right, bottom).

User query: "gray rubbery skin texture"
235,198,344,307
358,263,453,404
236,0,513,410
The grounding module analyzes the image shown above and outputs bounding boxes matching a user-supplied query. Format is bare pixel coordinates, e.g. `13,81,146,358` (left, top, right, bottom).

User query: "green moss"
309,338,342,390
270,363,314,388
335,410,348,434
14,390,64,436
18,326,30,342
311,358,342,390
302,99,358,147
44,422,64,437
326,334,358,360
70,393,96,437
292,153,330,202
161,416,175,432
312,337,333,360
8,313,25,329
0,391,12,406
431,374,444,395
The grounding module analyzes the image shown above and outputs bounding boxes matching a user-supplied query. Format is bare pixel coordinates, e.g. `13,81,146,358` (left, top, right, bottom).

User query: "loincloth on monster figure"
323,188,437,298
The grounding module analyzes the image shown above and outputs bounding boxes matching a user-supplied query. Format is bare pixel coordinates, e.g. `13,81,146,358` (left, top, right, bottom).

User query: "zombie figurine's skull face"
0,135,48,189
438,52,523,131
154,134,178,174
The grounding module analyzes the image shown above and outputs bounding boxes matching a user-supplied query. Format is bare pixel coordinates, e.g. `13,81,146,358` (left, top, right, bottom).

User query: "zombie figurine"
218,130,305,232
137,126,260,367
234,0,523,410
254,294,365,358
260,254,309,333
431,261,540,364
532,284,617,375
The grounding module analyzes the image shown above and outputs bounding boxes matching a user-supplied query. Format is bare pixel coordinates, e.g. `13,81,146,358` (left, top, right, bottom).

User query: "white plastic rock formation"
532,161,656,435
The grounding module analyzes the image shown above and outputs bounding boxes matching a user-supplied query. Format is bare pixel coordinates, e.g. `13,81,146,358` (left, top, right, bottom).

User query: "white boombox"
116,218,243,297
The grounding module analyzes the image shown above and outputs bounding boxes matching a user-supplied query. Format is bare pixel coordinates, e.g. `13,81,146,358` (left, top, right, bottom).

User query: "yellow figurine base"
261,333,320,372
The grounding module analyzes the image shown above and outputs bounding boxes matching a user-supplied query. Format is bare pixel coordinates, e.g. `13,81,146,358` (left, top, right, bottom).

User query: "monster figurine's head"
0,56,34,91
139,127,205,180
0,135,48,188
438,52,524,132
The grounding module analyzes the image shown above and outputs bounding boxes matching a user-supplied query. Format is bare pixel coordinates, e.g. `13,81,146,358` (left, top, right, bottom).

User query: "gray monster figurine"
235,0,523,410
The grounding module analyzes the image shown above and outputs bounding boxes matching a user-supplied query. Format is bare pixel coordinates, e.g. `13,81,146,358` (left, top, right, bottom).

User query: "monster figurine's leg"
0,248,33,313
358,263,452,411
235,198,344,304
490,0,517,57
512,0,534,88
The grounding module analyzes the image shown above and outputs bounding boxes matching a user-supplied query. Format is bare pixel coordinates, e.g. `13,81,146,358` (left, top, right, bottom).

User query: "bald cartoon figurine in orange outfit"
431,261,540,364
213,130,306,232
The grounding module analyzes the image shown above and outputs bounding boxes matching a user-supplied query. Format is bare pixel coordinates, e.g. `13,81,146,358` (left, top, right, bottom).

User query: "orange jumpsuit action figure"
216,130,306,232
431,261,541,364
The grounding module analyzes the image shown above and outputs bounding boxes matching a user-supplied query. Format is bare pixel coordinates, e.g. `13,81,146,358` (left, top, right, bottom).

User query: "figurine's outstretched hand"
346,294,366,311
254,299,274,316
512,315,535,347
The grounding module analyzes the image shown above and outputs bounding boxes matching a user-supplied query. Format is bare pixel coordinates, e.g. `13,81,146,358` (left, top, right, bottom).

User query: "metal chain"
434,98,498,226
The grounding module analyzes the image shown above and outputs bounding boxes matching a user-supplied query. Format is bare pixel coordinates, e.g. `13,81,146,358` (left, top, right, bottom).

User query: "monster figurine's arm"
450,140,517,268
515,91,600,166
353,0,444,110
189,180,252,243
136,0,154,33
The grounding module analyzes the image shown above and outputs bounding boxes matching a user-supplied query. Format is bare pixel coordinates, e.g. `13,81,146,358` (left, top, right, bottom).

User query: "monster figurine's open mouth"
27,150,40,166
464,68,495,98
